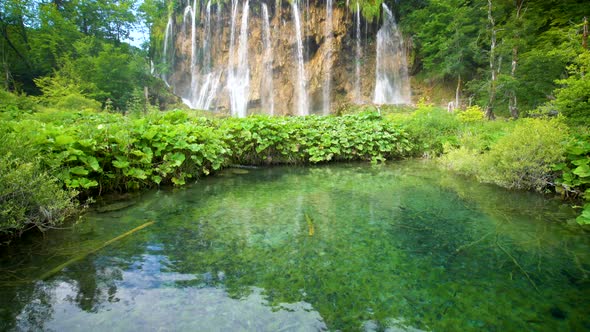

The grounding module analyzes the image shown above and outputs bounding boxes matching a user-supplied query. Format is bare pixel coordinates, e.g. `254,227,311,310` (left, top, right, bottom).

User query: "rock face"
160,0,410,116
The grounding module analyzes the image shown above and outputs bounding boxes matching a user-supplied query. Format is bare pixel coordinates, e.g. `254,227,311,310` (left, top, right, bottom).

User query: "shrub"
0,89,37,116
457,105,485,123
439,146,481,177
54,93,102,111
398,106,461,156
478,118,569,191
0,155,78,239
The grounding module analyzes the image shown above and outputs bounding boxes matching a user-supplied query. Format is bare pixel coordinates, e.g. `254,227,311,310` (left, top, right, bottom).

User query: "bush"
397,106,461,156
457,105,485,123
0,155,78,239
479,118,569,191
439,146,481,177
54,93,102,111
0,121,79,240
0,89,37,116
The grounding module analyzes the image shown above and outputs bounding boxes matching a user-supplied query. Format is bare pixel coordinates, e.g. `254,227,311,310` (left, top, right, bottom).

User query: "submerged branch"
39,221,155,280
496,239,540,293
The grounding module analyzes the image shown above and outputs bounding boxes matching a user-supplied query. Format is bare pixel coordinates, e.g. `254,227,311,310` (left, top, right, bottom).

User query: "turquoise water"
1,160,589,331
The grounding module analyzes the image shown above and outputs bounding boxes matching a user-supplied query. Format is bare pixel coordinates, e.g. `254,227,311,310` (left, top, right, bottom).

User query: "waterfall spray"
354,2,362,103
228,0,250,117
373,4,411,105
292,0,309,116
322,0,334,115
261,3,275,115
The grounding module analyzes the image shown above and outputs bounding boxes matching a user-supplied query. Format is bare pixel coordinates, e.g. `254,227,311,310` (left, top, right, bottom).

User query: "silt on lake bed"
0,160,589,331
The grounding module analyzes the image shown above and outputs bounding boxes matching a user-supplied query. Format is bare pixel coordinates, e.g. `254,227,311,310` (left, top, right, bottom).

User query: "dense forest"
1,0,589,239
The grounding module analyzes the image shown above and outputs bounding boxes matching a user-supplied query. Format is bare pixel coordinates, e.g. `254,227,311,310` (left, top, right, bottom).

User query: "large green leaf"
572,164,590,178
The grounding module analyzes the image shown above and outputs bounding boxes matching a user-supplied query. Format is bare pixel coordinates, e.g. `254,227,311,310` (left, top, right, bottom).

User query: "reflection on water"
16,255,326,331
1,160,589,331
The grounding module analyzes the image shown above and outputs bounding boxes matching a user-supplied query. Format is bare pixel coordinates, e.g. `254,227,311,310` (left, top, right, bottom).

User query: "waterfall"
162,1,414,116
202,0,212,72
322,0,334,115
181,0,221,111
292,0,309,116
187,0,198,107
190,0,197,69
227,0,250,118
373,4,411,105
354,2,362,103
261,3,275,115
162,14,174,86
182,6,191,34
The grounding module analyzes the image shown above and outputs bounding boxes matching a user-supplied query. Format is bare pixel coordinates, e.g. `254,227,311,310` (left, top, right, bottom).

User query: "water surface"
1,160,589,331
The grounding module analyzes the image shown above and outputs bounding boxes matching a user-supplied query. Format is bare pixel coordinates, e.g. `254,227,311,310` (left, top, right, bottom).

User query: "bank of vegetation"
1,91,589,241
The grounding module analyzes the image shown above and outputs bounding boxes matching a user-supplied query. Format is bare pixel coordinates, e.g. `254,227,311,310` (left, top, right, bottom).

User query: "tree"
406,0,485,110
552,51,590,125
0,0,34,91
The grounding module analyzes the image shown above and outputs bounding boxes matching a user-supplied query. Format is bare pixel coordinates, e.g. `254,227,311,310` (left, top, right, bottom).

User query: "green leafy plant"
553,134,590,224
457,105,485,123
479,118,569,191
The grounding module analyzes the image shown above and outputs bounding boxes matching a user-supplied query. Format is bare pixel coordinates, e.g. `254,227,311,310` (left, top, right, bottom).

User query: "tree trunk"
509,0,525,119
455,74,461,110
584,16,588,50
144,86,149,113
485,0,496,120
3,61,10,90
509,44,519,118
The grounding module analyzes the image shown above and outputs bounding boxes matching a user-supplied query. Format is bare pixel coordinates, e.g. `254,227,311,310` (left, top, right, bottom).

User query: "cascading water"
162,15,174,86
202,1,212,72
354,2,362,103
261,3,275,115
322,0,334,115
292,0,309,116
161,1,415,116
181,0,221,110
373,4,411,105
227,0,250,118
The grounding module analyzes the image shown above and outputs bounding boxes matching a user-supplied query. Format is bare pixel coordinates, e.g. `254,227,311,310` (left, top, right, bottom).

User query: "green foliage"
396,106,461,156
354,0,383,22
2,110,412,202
552,51,590,125
33,68,102,111
0,121,78,239
221,113,412,165
457,105,485,123
0,89,37,115
54,94,102,112
0,154,78,239
443,118,569,192
553,134,590,224
1,103,588,234
405,0,483,82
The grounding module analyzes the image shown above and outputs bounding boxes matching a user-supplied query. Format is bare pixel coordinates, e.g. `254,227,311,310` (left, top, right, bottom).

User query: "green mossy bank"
1,105,589,241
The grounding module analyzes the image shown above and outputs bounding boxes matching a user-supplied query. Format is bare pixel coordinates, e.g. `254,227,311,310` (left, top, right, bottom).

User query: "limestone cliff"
160,0,407,116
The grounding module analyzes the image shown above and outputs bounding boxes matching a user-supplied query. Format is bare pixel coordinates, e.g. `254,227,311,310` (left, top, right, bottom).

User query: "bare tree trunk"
485,0,497,120
509,0,525,119
144,86,149,113
584,16,588,50
3,62,10,90
455,74,461,110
